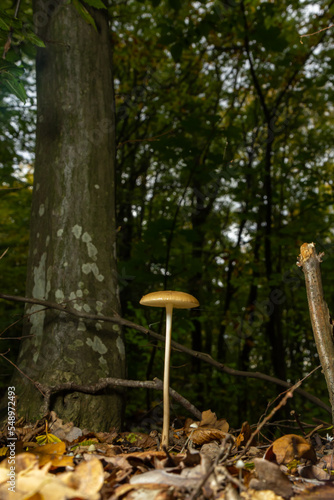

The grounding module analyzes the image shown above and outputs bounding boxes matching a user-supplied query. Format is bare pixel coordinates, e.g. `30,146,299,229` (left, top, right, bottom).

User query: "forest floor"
0,408,334,500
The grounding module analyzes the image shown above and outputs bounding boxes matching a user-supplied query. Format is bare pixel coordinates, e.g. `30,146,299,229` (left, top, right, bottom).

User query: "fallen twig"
0,292,330,414
36,377,202,419
235,365,321,461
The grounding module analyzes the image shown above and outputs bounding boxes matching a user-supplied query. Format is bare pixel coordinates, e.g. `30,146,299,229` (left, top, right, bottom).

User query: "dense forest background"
1,0,334,430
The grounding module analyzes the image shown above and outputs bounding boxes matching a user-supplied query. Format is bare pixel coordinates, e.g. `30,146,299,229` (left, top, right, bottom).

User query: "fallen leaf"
0,462,96,500
184,409,230,444
235,422,252,448
298,464,330,480
0,452,39,473
319,454,334,471
199,409,229,432
28,442,74,467
249,458,293,498
293,483,334,499
118,432,157,449
241,490,285,500
36,432,62,445
264,434,317,465
58,456,104,495
48,411,82,442
200,442,220,461
112,483,174,499
190,427,228,445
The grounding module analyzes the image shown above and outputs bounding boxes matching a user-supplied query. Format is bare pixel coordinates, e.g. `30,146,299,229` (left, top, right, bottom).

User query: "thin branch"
36,377,202,419
235,381,301,461
300,24,334,43
236,365,321,460
0,292,330,414
117,128,174,148
0,351,45,397
241,1,270,123
2,0,22,59
0,248,9,260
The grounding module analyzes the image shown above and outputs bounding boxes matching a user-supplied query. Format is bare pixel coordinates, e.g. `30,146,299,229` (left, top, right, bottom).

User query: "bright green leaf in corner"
72,0,97,31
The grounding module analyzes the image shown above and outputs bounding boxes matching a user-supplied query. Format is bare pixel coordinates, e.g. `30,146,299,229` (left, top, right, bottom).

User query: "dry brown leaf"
58,456,104,495
184,409,229,445
250,458,293,498
0,457,104,500
0,452,39,474
319,454,334,470
0,463,78,500
48,411,83,442
293,483,334,499
235,421,252,448
112,483,172,500
190,427,228,445
298,464,331,480
119,432,157,449
264,434,317,465
199,409,229,432
241,490,285,500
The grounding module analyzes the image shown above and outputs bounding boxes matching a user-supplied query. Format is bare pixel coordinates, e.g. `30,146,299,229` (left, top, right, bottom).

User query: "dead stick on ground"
0,292,330,414
36,377,202,420
297,242,334,430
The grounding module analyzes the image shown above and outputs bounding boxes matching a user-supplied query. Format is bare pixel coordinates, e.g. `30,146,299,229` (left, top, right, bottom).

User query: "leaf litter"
0,409,334,499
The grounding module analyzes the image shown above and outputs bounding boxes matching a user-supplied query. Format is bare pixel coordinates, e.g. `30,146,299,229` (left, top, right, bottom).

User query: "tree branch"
36,377,202,419
0,292,330,414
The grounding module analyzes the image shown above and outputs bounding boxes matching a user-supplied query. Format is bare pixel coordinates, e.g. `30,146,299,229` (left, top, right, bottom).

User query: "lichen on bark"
11,1,125,431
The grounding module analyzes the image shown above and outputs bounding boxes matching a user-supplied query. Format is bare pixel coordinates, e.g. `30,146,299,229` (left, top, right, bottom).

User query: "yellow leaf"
28,442,74,467
36,433,61,445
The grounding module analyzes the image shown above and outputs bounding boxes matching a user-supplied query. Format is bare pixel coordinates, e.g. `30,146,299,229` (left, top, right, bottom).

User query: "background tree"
2,0,126,430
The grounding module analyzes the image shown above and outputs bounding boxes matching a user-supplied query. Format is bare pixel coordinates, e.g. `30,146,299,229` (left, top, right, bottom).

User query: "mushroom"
140,290,199,448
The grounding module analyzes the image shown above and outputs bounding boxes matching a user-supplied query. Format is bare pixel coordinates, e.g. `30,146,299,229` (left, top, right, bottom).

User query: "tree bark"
11,0,126,430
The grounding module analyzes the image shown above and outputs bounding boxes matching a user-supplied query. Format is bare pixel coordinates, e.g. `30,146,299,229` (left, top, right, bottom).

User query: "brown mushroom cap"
140,290,199,309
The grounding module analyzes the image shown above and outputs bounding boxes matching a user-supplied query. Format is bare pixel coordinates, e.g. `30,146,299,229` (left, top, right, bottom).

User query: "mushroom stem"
162,302,173,448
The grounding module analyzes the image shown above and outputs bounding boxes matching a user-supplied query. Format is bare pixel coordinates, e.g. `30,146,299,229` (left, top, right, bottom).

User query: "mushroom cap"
140,290,199,309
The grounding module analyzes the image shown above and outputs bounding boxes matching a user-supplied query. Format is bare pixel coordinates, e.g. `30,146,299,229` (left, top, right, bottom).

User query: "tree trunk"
12,0,126,430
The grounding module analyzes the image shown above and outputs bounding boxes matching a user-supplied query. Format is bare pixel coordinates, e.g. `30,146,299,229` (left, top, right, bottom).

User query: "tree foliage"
1,0,334,428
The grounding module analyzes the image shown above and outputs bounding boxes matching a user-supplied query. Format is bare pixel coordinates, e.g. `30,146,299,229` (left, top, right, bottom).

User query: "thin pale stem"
162,303,173,448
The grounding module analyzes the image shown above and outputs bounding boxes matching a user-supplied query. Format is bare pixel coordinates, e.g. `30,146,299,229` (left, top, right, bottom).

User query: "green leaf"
0,9,22,31
82,0,107,9
0,60,25,77
1,74,27,103
0,16,10,31
72,0,97,31
24,30,46,48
